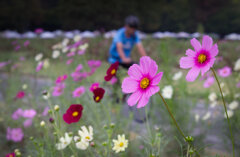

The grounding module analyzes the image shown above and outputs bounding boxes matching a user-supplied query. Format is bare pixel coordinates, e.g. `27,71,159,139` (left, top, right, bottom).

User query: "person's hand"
122,57,132,64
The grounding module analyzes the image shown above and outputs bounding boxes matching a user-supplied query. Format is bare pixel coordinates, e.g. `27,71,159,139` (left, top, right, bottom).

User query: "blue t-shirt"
108,28,140,63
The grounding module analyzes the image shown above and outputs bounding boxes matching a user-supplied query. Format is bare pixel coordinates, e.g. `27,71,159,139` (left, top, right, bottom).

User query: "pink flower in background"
88,60,102,69
236,81,240,88
15,91,25,99
23,119,33,128
203,76,215,88
36,61,44,72
52,83,65,96
6,152,16,157
89,82,99,92
24,40,30,47
88,68,96,76
6,127,24,142
0,61,9,69
67,51,75,57
35,28,43,34
12,108,23,120
218,66,232,77
66,59,74,65
110,77,118,85
75,64,83,72
71,71,88,82
180,35,218,82
122,56,163,108
77,49,85,55
15,45,21,51
72,86,85,97
22,109,37,119
42,106,49,116
55,74,68,84
11,40,18,45
19,56,25,61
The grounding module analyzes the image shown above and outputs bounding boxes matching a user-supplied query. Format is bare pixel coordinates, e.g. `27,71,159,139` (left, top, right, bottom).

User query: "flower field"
0,36,240,157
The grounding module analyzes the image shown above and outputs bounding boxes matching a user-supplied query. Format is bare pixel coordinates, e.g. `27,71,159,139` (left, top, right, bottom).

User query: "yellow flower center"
72,111,79,117
9,155,13,157
85,136,90,140
95,96,100,101
140,78,150,89
198,54,207,63
111,69,116,75
119,142,124,147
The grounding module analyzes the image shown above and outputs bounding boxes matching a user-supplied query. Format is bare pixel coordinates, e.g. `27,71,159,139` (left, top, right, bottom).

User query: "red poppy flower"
63,104,83,124
15,91,25,99
104,62,119,81
93,88,105,102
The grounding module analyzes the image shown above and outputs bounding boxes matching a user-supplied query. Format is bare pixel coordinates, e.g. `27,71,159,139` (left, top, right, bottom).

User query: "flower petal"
186,66,200,82
148,58,158,77
201,64,211,76
190,38,201,52
127,91,142,106
180,57,194,69
186,49,196,57
151,72,163,85
121,77,138,93
140,56,151,74
137,93,149,108
128,64,142,80
147,85,159,96
202,35,213,50
209,44,218,57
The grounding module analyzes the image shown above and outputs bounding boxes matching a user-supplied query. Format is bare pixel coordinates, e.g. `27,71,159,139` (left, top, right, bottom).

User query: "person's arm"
136,43,147,56
116,42,132,63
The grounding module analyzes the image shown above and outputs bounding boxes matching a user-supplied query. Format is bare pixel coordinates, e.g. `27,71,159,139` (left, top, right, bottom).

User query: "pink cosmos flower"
203,76,215,88
180,35,218,82
122,56,163,108
66,59,74,65
23,119,33,128
52,83,65,96
19,56,25,61
24,40,30,47
236,81,240,88
88,60,102,69
71,71,88,82
0,61,9,69
6,152,16,157
6,127,24,142
15,45,21,51
218,66,232,77
22,109,37,119
36,61,44,72
35,28,43,34
89,82,100,92
77,49,85,55
72,86,85,97
12,108,23,120
55,74,68,84
75,64,83,72
67,51,75,57
42,106,49,116
15,91,25,99
110,77,118,85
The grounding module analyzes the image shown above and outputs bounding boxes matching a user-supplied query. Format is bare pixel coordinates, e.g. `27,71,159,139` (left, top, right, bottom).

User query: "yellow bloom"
112,134,128,153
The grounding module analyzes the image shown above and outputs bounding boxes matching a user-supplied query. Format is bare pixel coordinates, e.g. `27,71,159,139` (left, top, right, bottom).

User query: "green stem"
145,107,152,140
158,92,200,157
211,68,235,157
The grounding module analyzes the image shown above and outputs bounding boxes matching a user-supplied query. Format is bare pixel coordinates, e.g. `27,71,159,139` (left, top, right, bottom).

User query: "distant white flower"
172,71,182,81
162,85,173,99
40,121,45,127
224,110,233,118
229,101,239,110
74,136,89,150
62,38,70,47
78,43,89,50
35,53,43,62
210,101,217,108
62,47,68,53
56,133,72,150
234,93,240,98
43,58,50,69
208,92,217,102
195,114,200,122
112,134,128,153
202,112,211,121
70,47,76,52
22,84,28,90
52,50,60,59
234,58,240,71
74,35,82,42
43,92,50,100
220,82,225,88
78,126,93,142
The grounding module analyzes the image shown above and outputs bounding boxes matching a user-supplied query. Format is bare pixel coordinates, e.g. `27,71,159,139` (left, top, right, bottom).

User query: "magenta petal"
209,44,218,57
180,57,194,69
151,72,163,85
148,58,158,77
137,94,149,108
128,64,142,80
147,85,159,96
201,64,211,76
186,49,196,57
127,91,142,106
202,35,213,50
186,67,200,82
122,77,138,93
140,56,151,74
190,38,201,51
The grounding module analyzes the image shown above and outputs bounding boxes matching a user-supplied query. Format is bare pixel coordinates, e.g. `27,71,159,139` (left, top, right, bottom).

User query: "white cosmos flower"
210,101,217,108
74,35,82,42
195,114,200,122
162,85,173,99
35,53,43,62
234,93,240,98
78,43,89,50
208,92,217,102
112,134,128,153
225,110,233,118
202,112,211,121
74,136,89,150
78,125,93,142
62,38,70,47
43,58,50,69
56,133,72,150
62,47,68,53
52,50,60,59
234,58,240,71
172,71,182,81
229,101,239,110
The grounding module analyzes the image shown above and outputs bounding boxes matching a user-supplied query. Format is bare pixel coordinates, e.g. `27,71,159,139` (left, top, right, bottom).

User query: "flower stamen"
140,78,150,89
198,54,207,63
72,111,79,117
